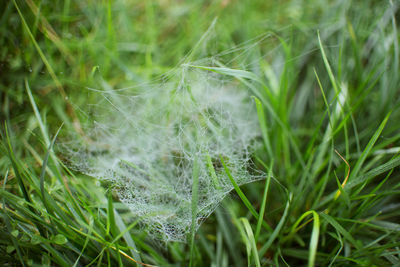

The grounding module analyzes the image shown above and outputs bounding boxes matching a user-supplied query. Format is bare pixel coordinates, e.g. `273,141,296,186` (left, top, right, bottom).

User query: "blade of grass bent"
288,211,320,267
317,155,400,208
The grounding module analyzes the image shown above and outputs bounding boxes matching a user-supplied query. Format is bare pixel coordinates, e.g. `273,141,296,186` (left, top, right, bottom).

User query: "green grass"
1,0,400,266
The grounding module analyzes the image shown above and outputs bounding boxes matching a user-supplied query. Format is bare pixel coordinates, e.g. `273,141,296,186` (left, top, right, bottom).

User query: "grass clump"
1,0,400,266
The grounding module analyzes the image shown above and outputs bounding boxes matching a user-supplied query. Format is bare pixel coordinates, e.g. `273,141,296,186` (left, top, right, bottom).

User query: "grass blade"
318,31,339,95
206,153,221,189
4,123,31,205
240,218,261,267
220,155,257,217
288,211,320,267
189,157,200,267
187,65,264,85
2,171,26,267
253,96,273,159
350,112,391,180
320,213,362,250
113,211,142,265
220,156,273,232
12,0,65,96
259,193,292,257
40,124,63,215
26,80,50,146
255,161,273,242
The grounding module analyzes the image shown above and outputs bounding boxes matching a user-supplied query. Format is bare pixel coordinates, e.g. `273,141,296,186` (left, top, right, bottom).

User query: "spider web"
62,30,280,242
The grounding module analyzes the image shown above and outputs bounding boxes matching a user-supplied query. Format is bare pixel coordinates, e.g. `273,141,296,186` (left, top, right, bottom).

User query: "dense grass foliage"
1,0,400,266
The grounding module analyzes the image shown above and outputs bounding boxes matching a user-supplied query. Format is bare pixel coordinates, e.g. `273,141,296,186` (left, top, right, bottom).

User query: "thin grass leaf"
259,193,292,257
216,229,224,266
39,124,63,216
198,230,214,262
355,168,394,216
314,69,333,128
26,80,50,146
12,0,65,96
187,65,264,85
2,171,26,267
206,153,221,189
220,156,273,232
113,211,142,265
215,208,243,267
240,218,261,267
350,112,391,180
234,216,251,266
390,0,399,86
317,154,400,208
107,191,117,237
220,155,257,216
253,96,273,159
327,230,344,267
318,31,339,95
320,213,362,250
189,157,200,267
72,218,94,267
107,191,123,266
288,211,320,267
255,160,273,242
4,123,31,205
24,0,74,63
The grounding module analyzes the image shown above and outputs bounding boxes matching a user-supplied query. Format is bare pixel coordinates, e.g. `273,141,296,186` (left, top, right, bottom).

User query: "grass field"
1,0,400,266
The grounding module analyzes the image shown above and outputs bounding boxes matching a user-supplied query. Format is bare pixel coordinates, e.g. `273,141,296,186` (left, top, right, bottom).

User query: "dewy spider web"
63,30,280,242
